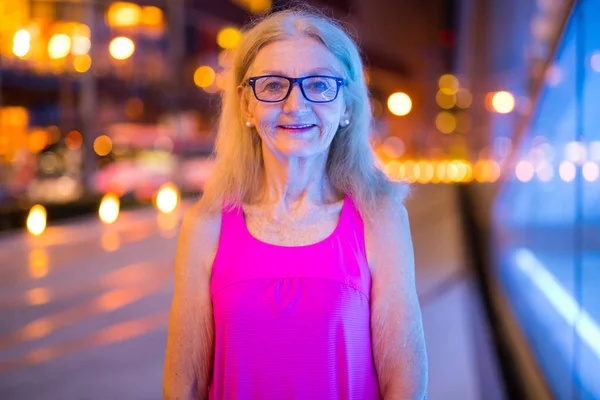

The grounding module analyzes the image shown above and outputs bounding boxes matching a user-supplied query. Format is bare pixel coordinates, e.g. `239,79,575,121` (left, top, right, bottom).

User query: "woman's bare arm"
163,201,221,400
366,194,428,400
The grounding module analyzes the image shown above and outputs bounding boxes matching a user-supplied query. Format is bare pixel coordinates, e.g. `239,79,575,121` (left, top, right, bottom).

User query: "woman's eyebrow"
257,67,338,76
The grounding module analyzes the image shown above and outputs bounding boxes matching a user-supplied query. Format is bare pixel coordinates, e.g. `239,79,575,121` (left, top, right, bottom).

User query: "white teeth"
281,124,313,129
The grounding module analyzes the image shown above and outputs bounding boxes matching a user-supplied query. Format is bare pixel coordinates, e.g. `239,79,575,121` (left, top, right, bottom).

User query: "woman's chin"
270,142,328,159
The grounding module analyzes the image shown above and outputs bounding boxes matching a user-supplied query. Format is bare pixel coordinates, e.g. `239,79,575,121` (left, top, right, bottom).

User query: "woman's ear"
237,85,254,126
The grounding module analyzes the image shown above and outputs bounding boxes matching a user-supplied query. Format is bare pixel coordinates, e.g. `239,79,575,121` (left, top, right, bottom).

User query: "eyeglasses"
247,75,345,103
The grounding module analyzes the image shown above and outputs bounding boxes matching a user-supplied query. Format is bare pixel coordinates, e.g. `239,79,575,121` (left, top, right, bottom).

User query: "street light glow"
109,36,135,60
27,205,47,236
387,92,412,116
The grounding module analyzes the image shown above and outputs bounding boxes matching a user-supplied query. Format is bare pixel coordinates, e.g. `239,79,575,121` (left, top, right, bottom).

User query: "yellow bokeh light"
435,112,456,134
194,66,216,88
491,91,515,114
141,6,164,26
437,161,448,183
446,162,459,182
13,29,31,57
155,183,179,213
474,160,502,183
387,92,412,116
403,160,416,183
217,27,242,49
107,2,141,27
416,161,434,184
439,74,459,95
109,36,135,60
73,54,92,72
48,34,71,59
436,90,456,109
27,205,47,236
28,129,49,153
234,0,273,14
456,88,473,108
99,193,120,224
94,135,113,156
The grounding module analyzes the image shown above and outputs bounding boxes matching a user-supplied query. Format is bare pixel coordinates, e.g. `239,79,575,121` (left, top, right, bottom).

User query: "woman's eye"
308,82,327,91
264,82,283,91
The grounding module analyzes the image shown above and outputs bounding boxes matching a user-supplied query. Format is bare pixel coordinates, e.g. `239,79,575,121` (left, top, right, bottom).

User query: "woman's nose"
282,83,309,113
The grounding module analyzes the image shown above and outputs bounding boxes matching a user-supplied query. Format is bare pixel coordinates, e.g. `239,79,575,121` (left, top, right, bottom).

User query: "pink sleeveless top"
208,195,380,400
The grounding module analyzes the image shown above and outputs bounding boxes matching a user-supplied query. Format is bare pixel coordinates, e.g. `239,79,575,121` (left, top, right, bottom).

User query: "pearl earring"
245,121,253,128
341,119,350,127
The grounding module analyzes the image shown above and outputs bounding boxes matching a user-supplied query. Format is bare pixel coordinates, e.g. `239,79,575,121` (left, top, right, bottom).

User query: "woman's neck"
257,147,338,211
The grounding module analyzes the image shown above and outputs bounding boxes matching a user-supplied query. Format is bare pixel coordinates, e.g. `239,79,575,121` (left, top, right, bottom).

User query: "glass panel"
578,1,600,398
492,8,579,399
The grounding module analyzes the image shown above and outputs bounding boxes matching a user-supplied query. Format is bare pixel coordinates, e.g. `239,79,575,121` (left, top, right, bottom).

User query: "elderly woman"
163,7,427,400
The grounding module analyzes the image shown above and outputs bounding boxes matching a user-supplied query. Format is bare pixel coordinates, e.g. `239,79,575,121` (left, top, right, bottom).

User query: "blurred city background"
0,0,599,399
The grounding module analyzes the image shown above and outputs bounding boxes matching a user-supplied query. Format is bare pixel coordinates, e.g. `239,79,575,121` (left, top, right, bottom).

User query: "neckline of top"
238,195,349,249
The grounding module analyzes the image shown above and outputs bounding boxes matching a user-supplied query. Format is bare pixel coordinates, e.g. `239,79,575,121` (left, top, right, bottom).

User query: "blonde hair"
201,6,408,219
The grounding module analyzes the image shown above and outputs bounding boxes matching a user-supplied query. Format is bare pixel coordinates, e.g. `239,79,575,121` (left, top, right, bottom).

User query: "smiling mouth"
278,124,316,129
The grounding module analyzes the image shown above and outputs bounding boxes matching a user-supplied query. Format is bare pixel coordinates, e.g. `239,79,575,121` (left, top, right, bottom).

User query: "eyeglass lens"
254,76,339,102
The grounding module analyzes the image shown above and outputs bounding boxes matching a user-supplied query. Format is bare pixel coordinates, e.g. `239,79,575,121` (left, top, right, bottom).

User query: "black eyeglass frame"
247,75,346,103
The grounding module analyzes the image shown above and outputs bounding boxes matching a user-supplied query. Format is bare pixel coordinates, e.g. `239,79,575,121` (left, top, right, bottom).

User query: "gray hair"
201,6,408,219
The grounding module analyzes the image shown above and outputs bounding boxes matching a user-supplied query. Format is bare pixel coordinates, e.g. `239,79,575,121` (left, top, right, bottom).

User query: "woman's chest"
243,206,342,246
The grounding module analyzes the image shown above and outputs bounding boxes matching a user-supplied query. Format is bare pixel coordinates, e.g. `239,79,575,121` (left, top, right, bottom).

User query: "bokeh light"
141,6,164,26
99,193,120,224
565,141,587,164
109,37,135,60
94,135,113,156
491,91,515,114
72,36,91,55
536,161,553,182
28,129,49,153
559,161,576,182
48,34,71,59
65,130,83,150
592,52,600,72
155,183,179,213
515,160,534,182
436,90,456,109
456,88,473,109
387,92,412,116
73,54,92,72
439,74,459,95
435,112,456,134
583,162,599,182
380,136,405,159
217,27,242,49
13,29,31,57
27,205,47,236
194,66,216,88
107,2,141,27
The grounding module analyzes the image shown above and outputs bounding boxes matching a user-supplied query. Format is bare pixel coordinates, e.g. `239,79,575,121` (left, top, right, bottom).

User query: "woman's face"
241,36,349,159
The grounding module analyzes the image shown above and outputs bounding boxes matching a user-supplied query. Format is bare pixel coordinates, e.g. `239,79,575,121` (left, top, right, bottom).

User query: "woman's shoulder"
177,196,223,274
364,180,411,223
181,196,222,234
